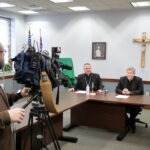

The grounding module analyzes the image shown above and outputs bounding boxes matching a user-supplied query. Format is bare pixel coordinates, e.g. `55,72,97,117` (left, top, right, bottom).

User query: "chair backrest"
59,58,76,88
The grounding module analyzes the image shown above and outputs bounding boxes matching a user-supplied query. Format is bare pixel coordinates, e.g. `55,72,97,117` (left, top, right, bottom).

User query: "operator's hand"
8,108,25,123
21,87,30,97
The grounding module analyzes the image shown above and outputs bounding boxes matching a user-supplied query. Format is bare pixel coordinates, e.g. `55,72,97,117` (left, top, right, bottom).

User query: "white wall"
0,10,25,58
25,9,150,80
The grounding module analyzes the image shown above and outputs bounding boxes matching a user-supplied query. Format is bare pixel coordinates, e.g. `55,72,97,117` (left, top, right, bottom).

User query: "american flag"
40,29,43,52
28,27,32,46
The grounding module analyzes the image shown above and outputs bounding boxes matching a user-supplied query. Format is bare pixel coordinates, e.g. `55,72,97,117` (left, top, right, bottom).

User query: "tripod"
22,93,61,150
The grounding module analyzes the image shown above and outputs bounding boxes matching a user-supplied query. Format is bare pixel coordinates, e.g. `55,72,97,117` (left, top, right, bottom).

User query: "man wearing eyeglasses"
0,42,29,150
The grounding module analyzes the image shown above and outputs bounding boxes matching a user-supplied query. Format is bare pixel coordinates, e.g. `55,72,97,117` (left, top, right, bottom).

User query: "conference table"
67,92,150,141
14,91,150,149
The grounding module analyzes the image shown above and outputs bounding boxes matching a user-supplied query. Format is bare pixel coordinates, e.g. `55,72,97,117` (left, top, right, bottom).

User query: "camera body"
12,46,71,90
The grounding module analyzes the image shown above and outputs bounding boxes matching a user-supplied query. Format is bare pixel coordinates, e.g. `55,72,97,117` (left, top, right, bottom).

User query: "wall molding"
103,78,150,84
1,75,150,84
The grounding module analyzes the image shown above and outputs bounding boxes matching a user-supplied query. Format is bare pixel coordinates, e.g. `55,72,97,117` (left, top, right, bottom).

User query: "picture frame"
92,42,106,59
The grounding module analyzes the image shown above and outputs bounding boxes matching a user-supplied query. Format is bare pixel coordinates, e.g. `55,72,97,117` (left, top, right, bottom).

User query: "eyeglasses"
0,50,6,53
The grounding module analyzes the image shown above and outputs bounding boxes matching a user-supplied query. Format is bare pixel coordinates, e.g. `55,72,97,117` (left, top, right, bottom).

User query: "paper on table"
90,93,96,96
75,91,96,96
116,95,129,99
75,90,86,94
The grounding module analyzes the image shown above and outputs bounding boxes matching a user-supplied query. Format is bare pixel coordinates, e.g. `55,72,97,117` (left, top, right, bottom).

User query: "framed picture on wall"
92,42,106,59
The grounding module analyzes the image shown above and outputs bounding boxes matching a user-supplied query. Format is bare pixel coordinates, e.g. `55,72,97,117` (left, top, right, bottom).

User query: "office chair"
135,112,148,128
128,107,148,133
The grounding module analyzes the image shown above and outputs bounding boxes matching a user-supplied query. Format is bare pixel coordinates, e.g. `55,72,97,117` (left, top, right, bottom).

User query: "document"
75,90,86,94
116,95,129,99
75,91,96,96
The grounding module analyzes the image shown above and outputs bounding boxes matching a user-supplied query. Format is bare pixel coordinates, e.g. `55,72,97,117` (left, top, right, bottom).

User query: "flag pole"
28,26,32,47
40,28,43,52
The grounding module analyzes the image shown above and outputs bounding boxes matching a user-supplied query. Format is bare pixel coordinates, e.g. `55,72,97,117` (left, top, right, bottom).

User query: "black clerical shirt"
74,73,103,91
116,76,144,95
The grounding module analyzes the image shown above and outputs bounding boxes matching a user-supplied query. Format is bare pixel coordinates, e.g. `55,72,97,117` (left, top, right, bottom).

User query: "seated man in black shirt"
116,67,144,132
70,63,104,94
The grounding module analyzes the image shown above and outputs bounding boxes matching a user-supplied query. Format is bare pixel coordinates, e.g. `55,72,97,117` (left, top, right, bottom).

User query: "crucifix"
133,32,150,68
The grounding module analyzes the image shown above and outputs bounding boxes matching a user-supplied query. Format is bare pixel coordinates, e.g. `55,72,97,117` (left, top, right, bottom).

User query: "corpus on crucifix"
133,32,150,68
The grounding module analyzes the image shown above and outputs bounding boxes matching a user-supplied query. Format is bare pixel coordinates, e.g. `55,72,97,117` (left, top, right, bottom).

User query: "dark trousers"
126,105,142,128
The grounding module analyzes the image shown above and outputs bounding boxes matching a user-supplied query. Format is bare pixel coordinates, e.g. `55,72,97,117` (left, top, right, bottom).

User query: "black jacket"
74,73,103,91
116,76,144,95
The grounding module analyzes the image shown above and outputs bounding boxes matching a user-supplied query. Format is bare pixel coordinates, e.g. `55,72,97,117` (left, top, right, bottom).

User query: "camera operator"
0,42,29,150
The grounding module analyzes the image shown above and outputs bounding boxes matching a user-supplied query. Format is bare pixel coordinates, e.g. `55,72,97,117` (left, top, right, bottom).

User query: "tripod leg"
22,112,34,150
34,135,44,150
30,113,34,150
43,112,61,150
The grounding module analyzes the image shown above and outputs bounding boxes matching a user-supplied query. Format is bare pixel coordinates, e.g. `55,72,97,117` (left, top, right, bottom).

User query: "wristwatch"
16,89,22,98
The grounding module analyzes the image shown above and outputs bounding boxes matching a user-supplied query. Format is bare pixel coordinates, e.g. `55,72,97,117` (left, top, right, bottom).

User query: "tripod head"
22,90,41,109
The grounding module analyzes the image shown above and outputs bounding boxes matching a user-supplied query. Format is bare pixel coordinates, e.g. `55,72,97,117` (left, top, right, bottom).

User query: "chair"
135,112,148,128
59,58,76,88
127,107,148,133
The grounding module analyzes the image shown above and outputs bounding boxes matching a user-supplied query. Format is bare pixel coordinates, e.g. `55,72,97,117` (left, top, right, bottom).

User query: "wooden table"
14,92,86,150
14,92,150,149
69,92,150,140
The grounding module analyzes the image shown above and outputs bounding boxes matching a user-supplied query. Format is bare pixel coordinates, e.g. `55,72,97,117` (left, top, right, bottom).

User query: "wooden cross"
133,32,150,68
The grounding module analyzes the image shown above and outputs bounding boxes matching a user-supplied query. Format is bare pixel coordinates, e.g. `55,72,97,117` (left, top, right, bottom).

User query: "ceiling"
0,0,149,15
